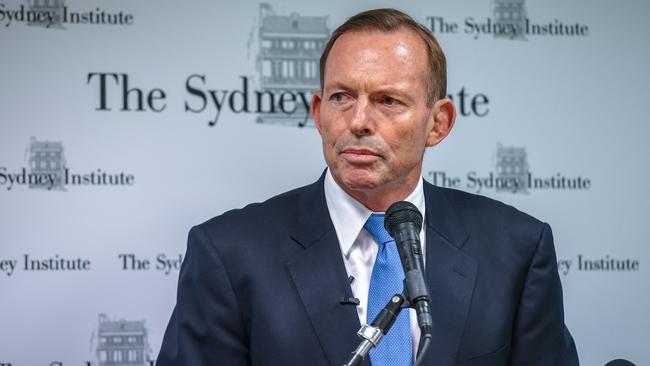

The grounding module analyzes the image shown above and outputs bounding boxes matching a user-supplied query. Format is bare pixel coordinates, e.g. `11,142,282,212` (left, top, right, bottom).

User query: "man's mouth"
340,148,381,163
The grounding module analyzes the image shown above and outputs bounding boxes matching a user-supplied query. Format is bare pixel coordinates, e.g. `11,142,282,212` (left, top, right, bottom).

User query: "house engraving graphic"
95,314,150,366
495,143,529,193
27,136,66,190
256,3,330,127
27,0,65,28
492,0,527,40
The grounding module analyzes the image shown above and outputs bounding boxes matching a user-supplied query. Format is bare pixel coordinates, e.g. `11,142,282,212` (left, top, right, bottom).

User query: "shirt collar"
324,168,426,257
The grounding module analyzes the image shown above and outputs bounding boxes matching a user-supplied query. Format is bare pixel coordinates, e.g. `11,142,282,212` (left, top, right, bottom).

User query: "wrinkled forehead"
323,28,430,90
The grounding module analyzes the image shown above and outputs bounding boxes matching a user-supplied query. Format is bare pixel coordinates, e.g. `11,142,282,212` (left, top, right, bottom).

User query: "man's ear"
311,90,323,134
425,97,456,147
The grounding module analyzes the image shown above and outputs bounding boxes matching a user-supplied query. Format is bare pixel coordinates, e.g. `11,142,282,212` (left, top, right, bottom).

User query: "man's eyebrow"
373,86,410,96
323,81,353,92
323,81,417,103
373,85,418,104
324,82,412,94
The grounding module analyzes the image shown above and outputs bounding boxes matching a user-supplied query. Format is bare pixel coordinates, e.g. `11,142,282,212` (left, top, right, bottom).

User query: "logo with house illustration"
27,136,66,190
93,314,151,366
492,0,528,40
27,0,65,28
494,143,530,193
254,3,330,127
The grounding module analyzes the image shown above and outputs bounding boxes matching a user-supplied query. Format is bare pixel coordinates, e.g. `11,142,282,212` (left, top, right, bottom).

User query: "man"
156,8,578,366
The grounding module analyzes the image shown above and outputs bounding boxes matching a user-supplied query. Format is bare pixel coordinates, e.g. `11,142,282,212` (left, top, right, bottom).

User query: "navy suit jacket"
157,174,578,366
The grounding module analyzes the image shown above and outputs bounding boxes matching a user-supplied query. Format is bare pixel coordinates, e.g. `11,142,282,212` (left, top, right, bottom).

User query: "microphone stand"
344,201,434,365
384,201,434,366
342,288,433,366
414,327,432,366
342,293,406,366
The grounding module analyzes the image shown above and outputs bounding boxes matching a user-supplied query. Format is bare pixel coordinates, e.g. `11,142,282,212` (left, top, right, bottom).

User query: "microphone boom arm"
342,294,406,366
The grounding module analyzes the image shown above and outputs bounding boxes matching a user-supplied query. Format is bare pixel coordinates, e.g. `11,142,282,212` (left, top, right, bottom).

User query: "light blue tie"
365,213,412,366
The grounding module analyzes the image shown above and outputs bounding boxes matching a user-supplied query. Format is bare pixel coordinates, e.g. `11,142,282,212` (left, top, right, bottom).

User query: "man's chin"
338,172,383,192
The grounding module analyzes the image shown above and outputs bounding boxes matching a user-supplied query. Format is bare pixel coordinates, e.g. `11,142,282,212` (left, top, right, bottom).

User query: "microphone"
605,360,636,366
343,294,405,366
339,276,360,305
339,297,360,306
384,201,433,341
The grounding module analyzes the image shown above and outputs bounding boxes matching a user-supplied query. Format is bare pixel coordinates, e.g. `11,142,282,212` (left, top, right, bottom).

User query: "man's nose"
349,97,374,136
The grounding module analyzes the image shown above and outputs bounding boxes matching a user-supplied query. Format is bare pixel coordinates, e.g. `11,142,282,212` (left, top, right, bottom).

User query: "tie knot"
364,213,394,245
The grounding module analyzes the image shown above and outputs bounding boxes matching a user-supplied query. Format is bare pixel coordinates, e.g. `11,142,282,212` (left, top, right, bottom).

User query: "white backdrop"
1,0,648,365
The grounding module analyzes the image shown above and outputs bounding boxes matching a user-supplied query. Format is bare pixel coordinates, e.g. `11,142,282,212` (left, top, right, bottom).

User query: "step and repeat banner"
1,0,648,365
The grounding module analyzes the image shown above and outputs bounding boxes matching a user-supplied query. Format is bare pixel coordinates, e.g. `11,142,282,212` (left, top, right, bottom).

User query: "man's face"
312,28,444,197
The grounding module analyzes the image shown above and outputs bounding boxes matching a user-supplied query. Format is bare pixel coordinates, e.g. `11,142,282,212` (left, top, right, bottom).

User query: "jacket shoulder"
434,184,543,228
189,180,321,255
425,182,548,258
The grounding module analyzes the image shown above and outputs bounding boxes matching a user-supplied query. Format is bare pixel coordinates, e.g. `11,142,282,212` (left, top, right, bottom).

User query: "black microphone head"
605,360,636,366
384,201,423,236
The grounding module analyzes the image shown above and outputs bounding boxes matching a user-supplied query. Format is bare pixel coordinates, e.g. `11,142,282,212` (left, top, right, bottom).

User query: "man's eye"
332,93,344,102
381,96,397,105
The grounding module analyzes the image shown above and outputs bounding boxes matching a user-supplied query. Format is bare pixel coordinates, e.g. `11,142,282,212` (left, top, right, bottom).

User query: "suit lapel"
286,173,368,366
284,176,477,365
421,182,478,365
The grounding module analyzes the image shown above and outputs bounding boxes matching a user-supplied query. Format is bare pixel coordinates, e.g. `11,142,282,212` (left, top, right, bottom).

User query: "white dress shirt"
323,169,427,356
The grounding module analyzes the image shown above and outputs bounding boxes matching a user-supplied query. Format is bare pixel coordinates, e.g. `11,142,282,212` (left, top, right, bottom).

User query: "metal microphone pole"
342,293,406,366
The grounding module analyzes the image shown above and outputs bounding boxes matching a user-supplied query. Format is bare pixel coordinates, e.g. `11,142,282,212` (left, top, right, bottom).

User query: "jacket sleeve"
156,225,250,366
509,223,579,366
